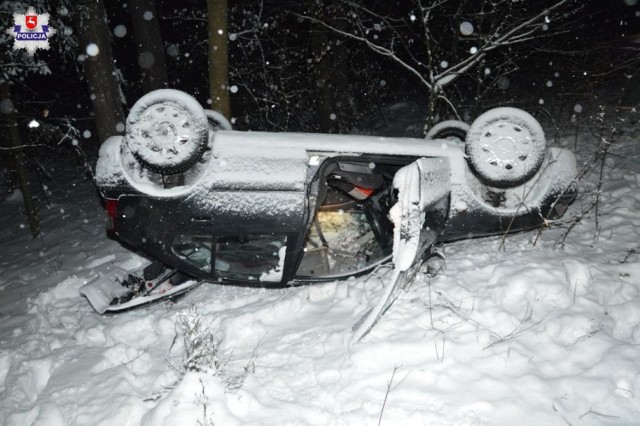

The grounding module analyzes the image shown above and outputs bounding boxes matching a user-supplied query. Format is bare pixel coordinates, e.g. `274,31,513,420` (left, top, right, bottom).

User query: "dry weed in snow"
177,306,222,374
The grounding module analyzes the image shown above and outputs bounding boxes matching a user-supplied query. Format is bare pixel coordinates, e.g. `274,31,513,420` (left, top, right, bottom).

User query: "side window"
214,235,287,282
172,235,212,272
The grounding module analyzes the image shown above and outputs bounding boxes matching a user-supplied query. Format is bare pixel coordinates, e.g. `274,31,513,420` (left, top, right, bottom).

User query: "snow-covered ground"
1,109,640,425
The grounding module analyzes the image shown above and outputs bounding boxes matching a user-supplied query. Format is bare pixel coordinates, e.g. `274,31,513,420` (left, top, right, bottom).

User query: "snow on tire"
204,109,232,131
425,120,470,142
125,89,208,175
465,107,546,188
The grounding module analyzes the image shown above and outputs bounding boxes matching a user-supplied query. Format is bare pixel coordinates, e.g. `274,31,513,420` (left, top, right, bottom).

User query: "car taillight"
105,199,118,232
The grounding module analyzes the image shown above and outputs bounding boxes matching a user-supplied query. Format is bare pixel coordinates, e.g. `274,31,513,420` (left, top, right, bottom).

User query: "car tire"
125,89,209,175
465,107,546,188
425,120,470,142
204,109,232,131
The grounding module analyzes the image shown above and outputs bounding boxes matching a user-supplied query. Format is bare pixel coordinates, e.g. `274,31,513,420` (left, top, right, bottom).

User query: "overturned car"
86,89,575,335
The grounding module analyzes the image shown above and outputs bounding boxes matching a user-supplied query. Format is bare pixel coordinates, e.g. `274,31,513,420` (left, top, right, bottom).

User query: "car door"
389,157,451,272
352,157,452,340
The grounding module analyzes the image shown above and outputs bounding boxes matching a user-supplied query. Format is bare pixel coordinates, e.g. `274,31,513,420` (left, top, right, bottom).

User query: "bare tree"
303,0,580,129
75,0,124,143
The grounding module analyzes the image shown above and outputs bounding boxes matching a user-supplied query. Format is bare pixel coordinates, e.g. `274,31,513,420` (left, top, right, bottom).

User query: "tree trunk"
0,83,40,237
426,87,439,130
75,0,125,144
207,0,231,119
129,0,168,93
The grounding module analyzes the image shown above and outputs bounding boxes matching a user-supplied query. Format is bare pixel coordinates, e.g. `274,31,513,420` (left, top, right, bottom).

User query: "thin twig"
378,365,410,426
498,156,559,251
378,366,398,426
0,143,53,151
483,303,541,350
578,407,620,420
428,277,434,328
296,14,433,92
620,245,640,263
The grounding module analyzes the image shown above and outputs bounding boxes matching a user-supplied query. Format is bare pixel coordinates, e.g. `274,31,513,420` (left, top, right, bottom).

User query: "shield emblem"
25,15,37,30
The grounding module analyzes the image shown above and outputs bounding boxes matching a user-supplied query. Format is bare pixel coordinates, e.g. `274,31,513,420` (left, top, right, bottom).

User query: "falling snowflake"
460,21,474,36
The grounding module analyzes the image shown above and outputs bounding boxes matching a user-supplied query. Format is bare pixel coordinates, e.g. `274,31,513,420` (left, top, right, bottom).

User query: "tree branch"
297,13,433,92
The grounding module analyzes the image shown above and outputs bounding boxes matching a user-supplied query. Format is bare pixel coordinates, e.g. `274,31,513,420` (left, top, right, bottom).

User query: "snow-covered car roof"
213,130,465,157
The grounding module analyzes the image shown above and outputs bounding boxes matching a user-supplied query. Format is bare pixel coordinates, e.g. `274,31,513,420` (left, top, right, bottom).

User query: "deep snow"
1,109,640,425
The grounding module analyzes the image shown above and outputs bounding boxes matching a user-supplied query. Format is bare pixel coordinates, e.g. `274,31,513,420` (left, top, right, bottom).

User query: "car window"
295,157,399,279
172,235,213,272
296,208,392,278
214,235,287,282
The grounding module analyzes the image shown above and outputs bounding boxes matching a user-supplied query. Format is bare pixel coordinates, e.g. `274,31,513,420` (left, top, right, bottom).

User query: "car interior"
295,158,409,278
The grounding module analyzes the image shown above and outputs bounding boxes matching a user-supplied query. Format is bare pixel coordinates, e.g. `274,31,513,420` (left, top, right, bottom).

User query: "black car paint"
105,152,572,286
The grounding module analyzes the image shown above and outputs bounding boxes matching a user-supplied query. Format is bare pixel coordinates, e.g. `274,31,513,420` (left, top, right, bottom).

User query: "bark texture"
129,0,168,92
75,0,125,143
207,0,231,119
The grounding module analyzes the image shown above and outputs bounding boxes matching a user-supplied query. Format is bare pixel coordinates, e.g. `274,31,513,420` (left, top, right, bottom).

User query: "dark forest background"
3,1,639,133
1,0,639,236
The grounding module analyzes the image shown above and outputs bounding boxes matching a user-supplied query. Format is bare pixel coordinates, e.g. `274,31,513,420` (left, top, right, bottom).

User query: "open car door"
353,157,451,341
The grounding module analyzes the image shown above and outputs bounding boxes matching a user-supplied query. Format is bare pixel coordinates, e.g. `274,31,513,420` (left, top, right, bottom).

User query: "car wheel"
125,89,208,175
465,107,546,188
425,120,470,142
204,109,232,131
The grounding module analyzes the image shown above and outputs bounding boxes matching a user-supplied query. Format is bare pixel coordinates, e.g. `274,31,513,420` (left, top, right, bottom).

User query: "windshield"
214,235,287,282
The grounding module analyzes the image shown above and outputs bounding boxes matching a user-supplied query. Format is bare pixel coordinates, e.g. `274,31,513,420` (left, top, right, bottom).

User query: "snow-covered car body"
96,122,576,286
